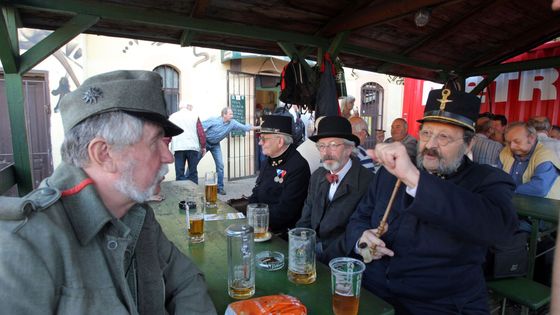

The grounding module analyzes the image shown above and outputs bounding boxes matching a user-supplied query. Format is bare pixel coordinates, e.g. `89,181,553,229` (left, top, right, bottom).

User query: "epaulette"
0,187,61,221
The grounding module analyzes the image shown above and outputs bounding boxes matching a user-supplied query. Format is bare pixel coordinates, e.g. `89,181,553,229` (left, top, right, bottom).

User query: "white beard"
114,162,169,203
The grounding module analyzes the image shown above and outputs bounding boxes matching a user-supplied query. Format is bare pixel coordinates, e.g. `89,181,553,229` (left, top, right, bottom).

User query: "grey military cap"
59,70,183,137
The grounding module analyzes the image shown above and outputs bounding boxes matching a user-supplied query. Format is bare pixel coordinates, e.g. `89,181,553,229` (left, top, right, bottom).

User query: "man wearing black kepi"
248,115,310,236
297,116,373,264
346,87,518,314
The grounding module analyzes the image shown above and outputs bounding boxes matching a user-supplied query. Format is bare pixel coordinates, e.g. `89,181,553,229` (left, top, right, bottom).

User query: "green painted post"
5,73,33,195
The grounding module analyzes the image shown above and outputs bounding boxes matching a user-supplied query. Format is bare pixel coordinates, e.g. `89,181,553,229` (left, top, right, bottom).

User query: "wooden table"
151,180,394,314
513,194,560,279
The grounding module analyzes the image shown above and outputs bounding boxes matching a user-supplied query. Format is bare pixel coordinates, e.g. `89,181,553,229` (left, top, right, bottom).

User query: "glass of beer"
186,193,205,243
287,228,316,284
329,257,366,315
226,224,255,299
247,203,269,241
204,171,218,208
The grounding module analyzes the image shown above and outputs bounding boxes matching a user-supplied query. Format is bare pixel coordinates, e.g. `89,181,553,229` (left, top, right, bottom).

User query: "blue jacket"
346,158,518,312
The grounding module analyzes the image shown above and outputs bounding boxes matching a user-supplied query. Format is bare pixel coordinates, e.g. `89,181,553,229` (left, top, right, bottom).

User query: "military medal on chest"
274,169,287,183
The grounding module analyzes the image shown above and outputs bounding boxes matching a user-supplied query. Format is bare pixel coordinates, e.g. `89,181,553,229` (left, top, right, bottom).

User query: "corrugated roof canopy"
2,0,560,82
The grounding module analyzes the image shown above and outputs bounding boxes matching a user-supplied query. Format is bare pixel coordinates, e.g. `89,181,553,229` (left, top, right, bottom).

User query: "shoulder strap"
0,187,61,220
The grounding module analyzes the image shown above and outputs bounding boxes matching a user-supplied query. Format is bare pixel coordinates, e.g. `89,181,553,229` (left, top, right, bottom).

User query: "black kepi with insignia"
417,86,481,131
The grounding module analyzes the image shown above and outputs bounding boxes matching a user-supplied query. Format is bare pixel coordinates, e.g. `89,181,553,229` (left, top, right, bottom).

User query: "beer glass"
204,171,218,208
226,224,255,299
186,193,205,243
287,228,316,284
329,257,366,315
247,203,269,241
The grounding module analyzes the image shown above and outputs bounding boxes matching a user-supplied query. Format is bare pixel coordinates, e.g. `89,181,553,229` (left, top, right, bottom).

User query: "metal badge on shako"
274,169,287,183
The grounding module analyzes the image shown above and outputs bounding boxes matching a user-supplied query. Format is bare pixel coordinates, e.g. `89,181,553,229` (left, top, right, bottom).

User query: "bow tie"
326,173,339,184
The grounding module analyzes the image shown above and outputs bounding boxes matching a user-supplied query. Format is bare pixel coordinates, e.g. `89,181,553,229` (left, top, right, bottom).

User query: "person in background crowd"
384,118,417,162
499,122,560,200
169,102,206,183
491,114,508,144
471,116,503,166
0,70,216,314
202,107,258,195
340,95,356,119
347,87,517,314
297,116,324,174
297,116,373,264
349,116,377,172
550,125,560,140
248,115,310,236
375,129,386,145
528,116,560,158
534,5,560,310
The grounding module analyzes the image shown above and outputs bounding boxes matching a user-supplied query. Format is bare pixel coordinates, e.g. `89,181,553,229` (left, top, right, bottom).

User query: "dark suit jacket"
249,145,310,234
296,157,374,263
346,157,518,312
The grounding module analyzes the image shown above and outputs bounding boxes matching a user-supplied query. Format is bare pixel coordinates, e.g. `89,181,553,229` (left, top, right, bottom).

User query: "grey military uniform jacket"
0,163,216,315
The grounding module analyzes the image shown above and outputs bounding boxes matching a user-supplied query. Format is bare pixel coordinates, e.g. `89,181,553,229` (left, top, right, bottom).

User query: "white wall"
3,31,404,179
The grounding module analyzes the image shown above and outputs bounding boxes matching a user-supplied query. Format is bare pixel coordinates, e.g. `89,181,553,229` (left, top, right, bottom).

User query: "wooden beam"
180,30,195,47
7,0,331,48
6,0,450,73
322,0,450,35
461,16,560,69
464,56,560,77
377,0,499,73
343,43,452,72
327,31,349,59
5,73,33,195
0,164,16,195
277,41,315,81
19,14,98,74
469,73,499,96
2,6,19,55
0,6,19,73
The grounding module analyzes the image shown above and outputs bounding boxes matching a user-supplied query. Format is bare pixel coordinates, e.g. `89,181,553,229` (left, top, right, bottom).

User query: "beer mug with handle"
288,228,316,284
204,171,218,208
329,257,366,315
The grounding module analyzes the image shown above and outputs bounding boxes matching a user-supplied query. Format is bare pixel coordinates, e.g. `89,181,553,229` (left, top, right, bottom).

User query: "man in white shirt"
169,102,206,183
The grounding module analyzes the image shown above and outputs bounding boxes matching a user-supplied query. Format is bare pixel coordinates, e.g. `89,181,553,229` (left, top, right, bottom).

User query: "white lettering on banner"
421,81,443,105
494,72,520,102
465,76,484,100
519,69,558,101
465,68,558,103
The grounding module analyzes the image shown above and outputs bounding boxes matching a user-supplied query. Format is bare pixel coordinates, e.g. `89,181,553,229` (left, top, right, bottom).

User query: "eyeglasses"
259,135,279,143
418,130,465,146
315,142,345,151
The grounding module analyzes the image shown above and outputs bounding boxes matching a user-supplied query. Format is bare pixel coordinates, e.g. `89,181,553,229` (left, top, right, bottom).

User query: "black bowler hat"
259,115,293,137
417,88,481,131
309,115,360,146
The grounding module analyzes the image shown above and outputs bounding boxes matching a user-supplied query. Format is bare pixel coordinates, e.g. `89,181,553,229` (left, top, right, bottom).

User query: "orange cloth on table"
225,294,307,315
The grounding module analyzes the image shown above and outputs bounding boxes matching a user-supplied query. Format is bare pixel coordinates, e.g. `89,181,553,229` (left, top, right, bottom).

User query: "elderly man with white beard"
296,116,373,264
0,70,216,315
346,87,518,314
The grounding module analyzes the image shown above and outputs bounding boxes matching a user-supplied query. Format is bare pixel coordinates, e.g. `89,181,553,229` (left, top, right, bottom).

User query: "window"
153,65,179,115
360,82,384,149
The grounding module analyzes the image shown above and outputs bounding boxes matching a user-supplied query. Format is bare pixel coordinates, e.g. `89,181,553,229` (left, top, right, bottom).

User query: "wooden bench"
487,277,550,314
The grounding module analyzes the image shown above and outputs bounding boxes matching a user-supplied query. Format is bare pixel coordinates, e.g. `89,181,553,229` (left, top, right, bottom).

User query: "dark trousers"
174,150,201,184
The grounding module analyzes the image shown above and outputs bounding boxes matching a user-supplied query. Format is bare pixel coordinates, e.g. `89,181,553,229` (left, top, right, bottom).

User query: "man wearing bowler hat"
346,87,518,314
296,116,373,264
0,70,216,314
248,115,310,235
